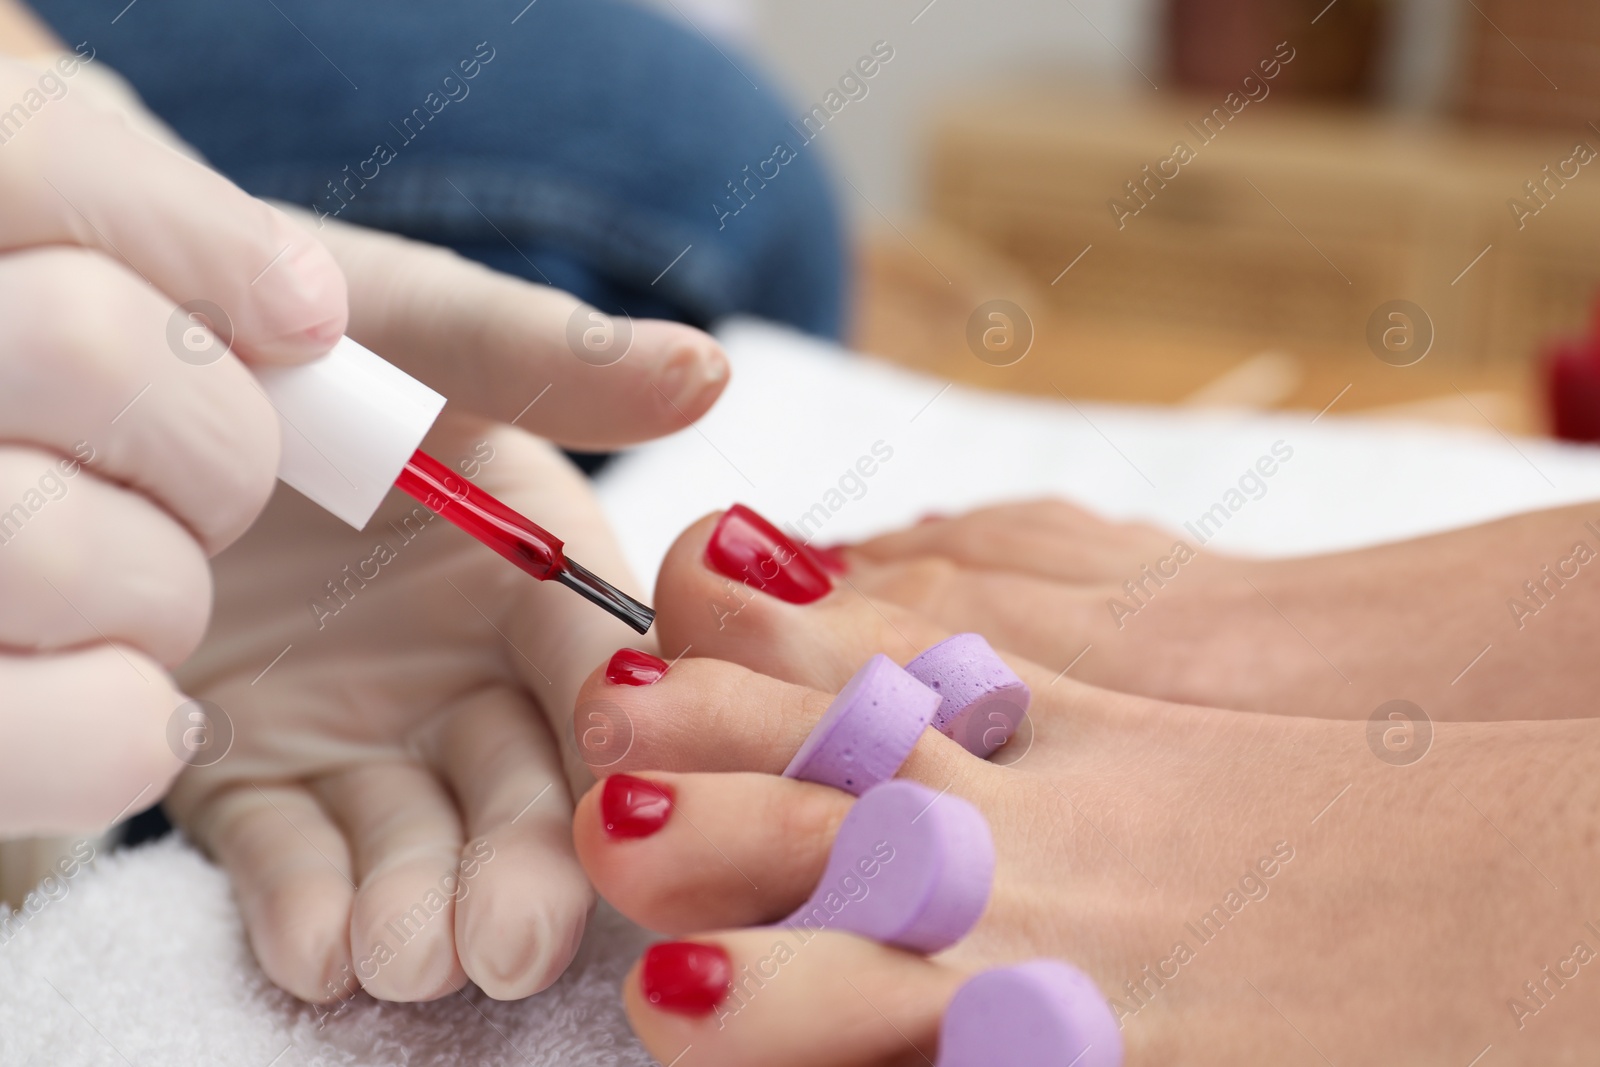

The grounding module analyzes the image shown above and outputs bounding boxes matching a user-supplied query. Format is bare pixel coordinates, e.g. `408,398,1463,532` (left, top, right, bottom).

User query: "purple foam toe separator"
905,633,1031,758
784,654,941,795
938,960,1123,1067
782,779,993,954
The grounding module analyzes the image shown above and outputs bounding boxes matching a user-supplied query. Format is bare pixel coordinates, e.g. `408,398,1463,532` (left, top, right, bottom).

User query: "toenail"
785,654,939,795
905,634,1031,758
782,779,993,954
640,941,733,1016
606,648,669,686
938,961,1122,1067
602,774,675,839
704,504,832,605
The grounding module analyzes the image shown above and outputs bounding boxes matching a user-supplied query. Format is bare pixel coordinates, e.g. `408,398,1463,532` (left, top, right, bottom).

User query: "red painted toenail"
704,504,832,605
602,774,675,839
640,941,733,1016
606,648,669,686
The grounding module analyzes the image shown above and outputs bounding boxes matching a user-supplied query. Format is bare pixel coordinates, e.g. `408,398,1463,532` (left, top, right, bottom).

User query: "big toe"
657,505,956,691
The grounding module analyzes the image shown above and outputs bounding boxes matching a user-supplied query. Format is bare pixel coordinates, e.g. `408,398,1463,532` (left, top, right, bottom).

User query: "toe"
654,506,1058,694
846,560,1103,673
657,507,936,690
579,770,1001,961
848,499,1178,583
624,930,963,1067
576,654,827,775
574,770,851,933
572,653,977,786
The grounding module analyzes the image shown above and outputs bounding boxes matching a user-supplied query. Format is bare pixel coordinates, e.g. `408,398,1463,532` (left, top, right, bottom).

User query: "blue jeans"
31,0,849,337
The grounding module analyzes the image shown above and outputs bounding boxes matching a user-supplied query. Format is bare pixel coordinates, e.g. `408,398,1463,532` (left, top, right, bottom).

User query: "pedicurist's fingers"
574,654,974,787
0,65,346,363
653,506,1060,695
419,686,594,999
575,771,850,934
312,762,468,1002
0,647,182,836
0,248,286,553
305,214,728,449
427,417,655,779
849,499,1175,584
624,930,961,1067
0,446,211,666
180,783,356,1004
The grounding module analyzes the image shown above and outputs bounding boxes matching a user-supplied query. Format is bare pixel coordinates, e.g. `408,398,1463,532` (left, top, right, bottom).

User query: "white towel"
600,319,1600,580
0,837,655,1066
7,319,1600,1065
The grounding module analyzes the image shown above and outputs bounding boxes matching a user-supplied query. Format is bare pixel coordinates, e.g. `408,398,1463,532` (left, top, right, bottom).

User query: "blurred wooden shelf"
1463,0,1600,128
853,222,1537,434
849,89,1598,437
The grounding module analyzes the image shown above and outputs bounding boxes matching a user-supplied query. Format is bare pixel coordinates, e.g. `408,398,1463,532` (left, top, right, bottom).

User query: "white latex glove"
0,52,348,835
165,213,729,1006
10,49,731,1003
24,48,201,159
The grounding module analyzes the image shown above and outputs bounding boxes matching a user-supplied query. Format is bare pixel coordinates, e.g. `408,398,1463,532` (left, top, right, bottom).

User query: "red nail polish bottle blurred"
1545,293,1600,443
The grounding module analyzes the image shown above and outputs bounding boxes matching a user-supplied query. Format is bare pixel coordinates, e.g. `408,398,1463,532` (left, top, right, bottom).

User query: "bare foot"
846,500,1600,722
566,506,1600,1066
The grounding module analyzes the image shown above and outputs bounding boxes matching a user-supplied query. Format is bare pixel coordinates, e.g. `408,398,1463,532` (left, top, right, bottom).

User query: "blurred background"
641,0,1600,438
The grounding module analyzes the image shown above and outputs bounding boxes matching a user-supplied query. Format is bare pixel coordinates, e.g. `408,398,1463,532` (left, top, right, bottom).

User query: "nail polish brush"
254,336,654,633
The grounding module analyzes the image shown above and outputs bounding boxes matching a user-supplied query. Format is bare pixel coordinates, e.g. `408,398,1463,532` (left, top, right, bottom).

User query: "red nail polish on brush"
606,648,669,686
395,450,654,633
704,504,832,604
640,941,733,1016
258,336,653,634
602,774,675,839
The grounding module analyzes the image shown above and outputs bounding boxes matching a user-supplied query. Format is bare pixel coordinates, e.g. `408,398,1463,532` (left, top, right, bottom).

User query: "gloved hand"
162,208,728,1006
3,48,731,1008
0,51,347,834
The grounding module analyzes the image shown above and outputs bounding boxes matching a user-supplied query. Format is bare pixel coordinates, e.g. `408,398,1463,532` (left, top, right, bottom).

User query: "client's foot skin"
845,500,1600,722
572,508,1600,1067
